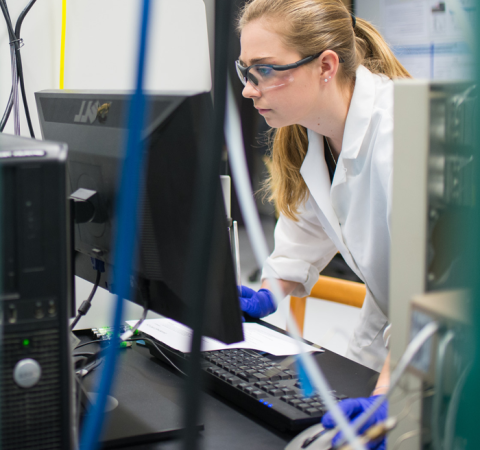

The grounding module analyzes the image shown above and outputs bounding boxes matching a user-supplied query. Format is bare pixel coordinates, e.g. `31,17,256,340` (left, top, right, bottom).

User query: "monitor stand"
80,344,203,448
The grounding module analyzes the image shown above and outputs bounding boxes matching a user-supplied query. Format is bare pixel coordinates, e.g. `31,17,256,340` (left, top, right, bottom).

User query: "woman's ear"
317,50,340,82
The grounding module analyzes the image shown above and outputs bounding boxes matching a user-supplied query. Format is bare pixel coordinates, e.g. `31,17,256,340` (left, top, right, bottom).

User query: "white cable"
224,78,366,450
444,363,470,450
10,45,20,135
336,320,440,448
432,329,455,450
388,321,439,397
120,303,148,341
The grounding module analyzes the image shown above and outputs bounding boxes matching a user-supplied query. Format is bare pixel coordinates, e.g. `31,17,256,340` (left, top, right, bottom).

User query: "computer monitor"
35,90,244,344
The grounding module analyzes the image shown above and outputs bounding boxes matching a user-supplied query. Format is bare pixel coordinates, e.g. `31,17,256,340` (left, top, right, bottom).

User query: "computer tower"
0,134,74,449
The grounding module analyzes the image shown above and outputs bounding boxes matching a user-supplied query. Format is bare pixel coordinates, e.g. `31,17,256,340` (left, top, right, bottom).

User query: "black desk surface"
79,324,379,450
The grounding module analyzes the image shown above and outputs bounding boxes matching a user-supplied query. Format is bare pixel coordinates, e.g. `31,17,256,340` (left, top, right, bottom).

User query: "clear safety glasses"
235,52,323,93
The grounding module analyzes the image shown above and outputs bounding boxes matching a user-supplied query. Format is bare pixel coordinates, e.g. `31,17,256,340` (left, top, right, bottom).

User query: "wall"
0,0,211,138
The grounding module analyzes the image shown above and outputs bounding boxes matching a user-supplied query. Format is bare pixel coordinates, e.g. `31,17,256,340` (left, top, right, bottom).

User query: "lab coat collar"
341,65,375,160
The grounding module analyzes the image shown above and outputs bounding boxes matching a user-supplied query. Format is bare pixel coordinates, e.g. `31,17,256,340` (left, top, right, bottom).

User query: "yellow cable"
59,0,67,89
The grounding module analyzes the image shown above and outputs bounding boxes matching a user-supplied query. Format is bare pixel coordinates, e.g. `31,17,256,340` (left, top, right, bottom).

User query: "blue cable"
78,1,152,449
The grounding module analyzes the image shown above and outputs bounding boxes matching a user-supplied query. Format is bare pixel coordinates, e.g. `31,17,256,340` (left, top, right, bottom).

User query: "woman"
235,0,410,446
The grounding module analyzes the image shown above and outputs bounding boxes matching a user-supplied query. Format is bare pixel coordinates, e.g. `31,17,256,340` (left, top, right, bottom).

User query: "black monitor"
35,90,244,344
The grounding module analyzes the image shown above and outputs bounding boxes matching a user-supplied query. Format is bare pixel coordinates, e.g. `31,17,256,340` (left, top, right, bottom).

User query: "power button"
13,358,42,388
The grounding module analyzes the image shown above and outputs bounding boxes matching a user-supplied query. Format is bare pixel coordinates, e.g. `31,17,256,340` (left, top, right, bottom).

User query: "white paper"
126,318,323,356
378,0,476,81
385,2,428,41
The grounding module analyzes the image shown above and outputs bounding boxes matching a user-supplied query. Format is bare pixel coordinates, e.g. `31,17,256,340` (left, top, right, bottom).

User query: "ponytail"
354,18,411,79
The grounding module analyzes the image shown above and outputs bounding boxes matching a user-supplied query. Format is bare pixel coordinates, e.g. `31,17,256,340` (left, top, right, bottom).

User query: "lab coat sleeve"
262,198,338,297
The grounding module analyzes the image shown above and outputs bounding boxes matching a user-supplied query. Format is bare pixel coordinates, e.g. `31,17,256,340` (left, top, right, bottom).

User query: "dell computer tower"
0,134,74,449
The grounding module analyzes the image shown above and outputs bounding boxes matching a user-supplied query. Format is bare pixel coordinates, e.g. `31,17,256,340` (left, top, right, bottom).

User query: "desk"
78,323,378,450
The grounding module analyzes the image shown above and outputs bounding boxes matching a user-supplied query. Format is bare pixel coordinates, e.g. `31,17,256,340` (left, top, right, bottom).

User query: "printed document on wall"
379,0,475,80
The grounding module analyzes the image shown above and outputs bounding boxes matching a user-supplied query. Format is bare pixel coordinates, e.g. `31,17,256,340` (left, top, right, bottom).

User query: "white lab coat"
262,65,393,372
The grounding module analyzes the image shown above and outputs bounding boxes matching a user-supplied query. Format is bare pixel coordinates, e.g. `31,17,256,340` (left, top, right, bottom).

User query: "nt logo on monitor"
74,101,112,124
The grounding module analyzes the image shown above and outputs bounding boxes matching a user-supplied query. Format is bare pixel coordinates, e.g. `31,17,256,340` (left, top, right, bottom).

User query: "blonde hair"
238,0,411,220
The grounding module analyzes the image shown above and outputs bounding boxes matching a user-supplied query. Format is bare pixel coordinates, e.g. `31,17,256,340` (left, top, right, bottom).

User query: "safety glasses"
235,52,323,92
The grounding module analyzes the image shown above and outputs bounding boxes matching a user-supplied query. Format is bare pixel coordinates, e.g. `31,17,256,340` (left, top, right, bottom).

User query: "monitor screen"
35,90,244,344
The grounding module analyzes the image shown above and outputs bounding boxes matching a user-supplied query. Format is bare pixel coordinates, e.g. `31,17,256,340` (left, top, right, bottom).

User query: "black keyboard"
144,338,348,432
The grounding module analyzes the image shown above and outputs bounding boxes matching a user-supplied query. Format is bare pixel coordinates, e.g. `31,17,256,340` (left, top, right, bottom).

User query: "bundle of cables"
0,0,36,136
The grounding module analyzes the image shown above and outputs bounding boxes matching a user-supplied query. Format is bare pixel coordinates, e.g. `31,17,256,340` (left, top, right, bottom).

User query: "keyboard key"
297,403,311,412
288,399,302,407
267,389,283,397
279,372,292,380
254,381,267,388
240,373,256,382
244,387,255,395
280,395,294,402
252,373,268,381
306,408,321,416
337,394,348,400
251,390,264,399
227,376,241,386
281,388,295,396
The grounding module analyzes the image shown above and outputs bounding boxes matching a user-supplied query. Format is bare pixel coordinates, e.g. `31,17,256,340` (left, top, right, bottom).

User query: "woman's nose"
242,81,261,99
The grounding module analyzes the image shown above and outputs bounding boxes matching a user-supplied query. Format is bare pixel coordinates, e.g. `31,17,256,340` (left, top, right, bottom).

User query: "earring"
325,79,328,82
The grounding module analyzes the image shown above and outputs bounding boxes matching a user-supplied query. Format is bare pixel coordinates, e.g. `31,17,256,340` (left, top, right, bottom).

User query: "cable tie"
9,38,24,49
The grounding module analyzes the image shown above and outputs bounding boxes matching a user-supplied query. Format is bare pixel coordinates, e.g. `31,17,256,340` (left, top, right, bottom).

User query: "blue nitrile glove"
321,396,388,450
238,285,277,318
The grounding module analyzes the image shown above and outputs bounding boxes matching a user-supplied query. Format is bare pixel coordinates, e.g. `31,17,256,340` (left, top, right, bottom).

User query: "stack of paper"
126,318,323,356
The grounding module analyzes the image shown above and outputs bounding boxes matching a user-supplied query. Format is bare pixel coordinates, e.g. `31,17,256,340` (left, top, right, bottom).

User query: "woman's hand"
238,286,277,318
321,396,388,450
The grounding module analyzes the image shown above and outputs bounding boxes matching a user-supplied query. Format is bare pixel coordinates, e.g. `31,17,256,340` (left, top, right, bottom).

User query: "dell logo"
74,100,112,125
74,100,100,124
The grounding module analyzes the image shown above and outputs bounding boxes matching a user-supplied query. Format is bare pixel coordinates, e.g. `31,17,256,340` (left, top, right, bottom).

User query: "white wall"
0,0,211,138
356,0,383,33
